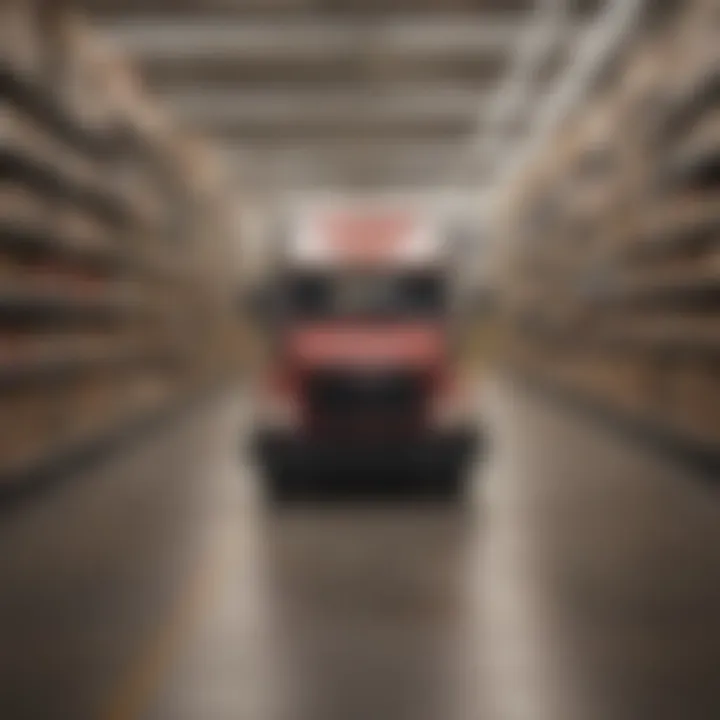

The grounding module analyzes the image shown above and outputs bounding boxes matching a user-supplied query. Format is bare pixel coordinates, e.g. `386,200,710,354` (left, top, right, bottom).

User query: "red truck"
251,202,479,500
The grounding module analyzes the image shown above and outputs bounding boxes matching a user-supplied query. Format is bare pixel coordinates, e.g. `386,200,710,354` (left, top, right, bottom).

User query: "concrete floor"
1,379,720,720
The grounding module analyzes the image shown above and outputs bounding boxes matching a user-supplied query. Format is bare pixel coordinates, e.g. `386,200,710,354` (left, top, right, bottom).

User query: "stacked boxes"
499,0,720,449
0,1,239,480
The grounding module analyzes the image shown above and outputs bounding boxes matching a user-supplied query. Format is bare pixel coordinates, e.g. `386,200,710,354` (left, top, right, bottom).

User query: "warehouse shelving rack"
0,1,239,484
499,0,720,456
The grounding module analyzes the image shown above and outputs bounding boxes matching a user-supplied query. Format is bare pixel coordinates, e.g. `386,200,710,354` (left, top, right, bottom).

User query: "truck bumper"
251,426,481,500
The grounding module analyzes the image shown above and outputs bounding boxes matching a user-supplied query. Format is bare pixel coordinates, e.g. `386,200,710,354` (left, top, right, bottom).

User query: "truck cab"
251,204,479,500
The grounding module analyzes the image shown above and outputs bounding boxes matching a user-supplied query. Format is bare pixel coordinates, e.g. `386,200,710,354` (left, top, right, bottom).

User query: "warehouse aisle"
1,380,719,720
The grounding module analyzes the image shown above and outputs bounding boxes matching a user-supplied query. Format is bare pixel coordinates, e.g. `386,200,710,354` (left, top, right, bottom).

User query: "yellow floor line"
99,539,223,720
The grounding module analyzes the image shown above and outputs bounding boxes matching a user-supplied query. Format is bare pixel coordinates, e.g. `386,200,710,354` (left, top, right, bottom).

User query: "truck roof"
286,204,444,269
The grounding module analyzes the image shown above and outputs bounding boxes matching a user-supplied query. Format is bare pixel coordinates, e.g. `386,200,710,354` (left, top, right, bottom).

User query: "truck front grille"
304,369,426,432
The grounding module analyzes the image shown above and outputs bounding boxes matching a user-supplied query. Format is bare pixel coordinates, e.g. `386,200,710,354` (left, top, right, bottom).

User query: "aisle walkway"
0,381,719,720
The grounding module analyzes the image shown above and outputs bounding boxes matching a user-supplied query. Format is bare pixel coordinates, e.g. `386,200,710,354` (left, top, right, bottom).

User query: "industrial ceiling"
80,0,674,193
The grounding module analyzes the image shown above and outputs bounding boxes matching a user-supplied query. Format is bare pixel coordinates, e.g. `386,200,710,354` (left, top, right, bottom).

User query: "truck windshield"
287,272,445,320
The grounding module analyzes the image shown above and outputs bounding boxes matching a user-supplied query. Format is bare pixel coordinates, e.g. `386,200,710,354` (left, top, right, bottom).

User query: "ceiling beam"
85,0,536,19
134,55,507,92
231,142,465,171
161,88,490,127
210,122,475,142
104,17,525,61
228,140,484,188
230,139,465,158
